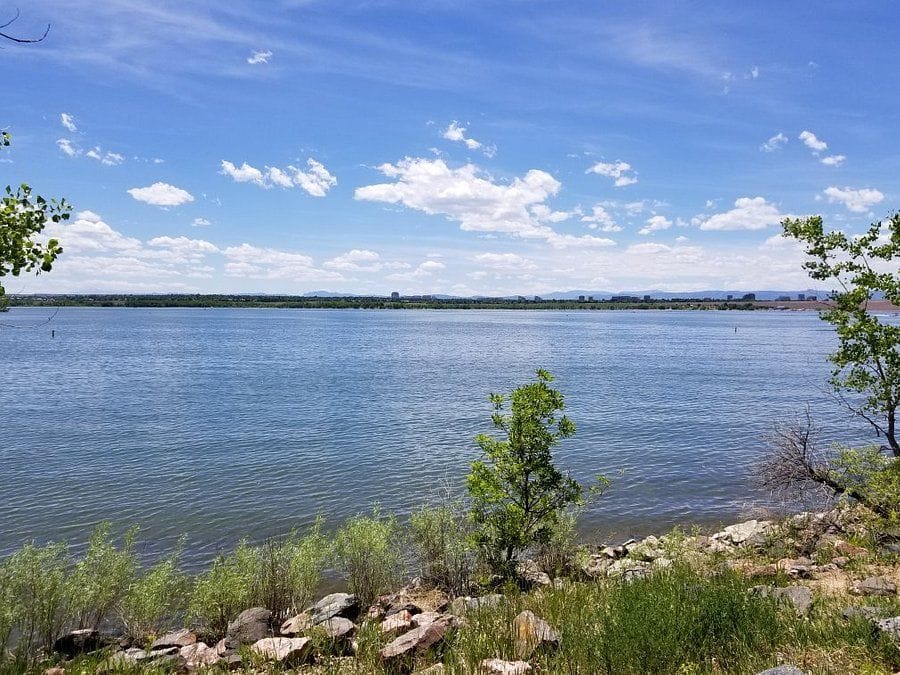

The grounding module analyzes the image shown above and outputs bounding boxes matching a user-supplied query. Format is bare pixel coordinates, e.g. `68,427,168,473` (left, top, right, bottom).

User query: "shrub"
1,542,70,663
121,547,188,641
535,508,586,578
334,507,403,608
188,541,259,638
69,523,138,631
410,499,476,596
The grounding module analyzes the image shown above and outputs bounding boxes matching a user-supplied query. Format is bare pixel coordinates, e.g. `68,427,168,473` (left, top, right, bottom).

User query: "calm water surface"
0,308,878,568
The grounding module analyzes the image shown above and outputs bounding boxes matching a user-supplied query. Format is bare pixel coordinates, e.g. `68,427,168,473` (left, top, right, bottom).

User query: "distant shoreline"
7,294,900,312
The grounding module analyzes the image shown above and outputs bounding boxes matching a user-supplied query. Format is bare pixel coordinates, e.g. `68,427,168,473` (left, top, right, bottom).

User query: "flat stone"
512,610,560,659
180,642,219,668
516,560,551,587
251,637,312,663
311,593,359,624
480,658,532,674
842,606,883,621
755,667,808,675
224,607,271,649
412,611,443,628
751,585,813,616
381,610,414,636
723,520,771,545
151,628,197,650
280,612,312,636
850,576,897,597
380,617,453,663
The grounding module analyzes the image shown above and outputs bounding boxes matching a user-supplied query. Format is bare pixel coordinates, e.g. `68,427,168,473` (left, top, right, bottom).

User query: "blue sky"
2,0,898,295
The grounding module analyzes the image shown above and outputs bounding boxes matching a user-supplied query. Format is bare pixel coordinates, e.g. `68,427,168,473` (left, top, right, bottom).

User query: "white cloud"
442,121,481,150
86,146,124,166
56,138,78,157
799,130,827,153
638,215,672,235
247,49,272,65
324,249,383,272
127,182,195,208
820,154,845,167
675,235,689,243
386,259,446,281
749,66,759,79
586,160,638,187
823,186,884,213
473,252,535,270
60,113,78,133
760,132,787,152
355,157,613,249
580,204,622,232
699,196,786,231
221,158,336,196
192,217,211,227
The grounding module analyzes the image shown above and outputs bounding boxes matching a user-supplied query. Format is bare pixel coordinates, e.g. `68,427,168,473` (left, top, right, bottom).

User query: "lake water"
0,307,880,569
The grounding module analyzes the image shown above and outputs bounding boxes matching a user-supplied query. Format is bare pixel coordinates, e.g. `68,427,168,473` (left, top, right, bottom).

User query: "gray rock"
381,610,414,636
842,606,883,621
480,658,532,674
450,594,505,615
751,585,813,616
876,616,900,639
850,576,897,597
516,559,551,587
380,617,454,663
723,519,772,545
279,612,312,636
53,629,108,658
311,592,359,624
179,642,219,668
224,607,272,649
251,637,312,663
320,616,356,640
755,667,808,675
607,558,651,580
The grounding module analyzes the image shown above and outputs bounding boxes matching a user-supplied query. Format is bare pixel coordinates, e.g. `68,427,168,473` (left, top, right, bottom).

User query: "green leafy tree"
782,214,900,456
467,369,606,573
1,132,70,308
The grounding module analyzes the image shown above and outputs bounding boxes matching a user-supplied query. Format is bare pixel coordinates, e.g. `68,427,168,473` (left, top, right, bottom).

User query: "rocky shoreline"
40,507,900,674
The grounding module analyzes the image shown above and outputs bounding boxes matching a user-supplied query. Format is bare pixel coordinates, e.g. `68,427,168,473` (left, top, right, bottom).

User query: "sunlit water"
0,307,883,569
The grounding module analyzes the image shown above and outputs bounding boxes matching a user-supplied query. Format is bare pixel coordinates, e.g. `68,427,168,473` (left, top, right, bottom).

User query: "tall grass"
334,507,403,608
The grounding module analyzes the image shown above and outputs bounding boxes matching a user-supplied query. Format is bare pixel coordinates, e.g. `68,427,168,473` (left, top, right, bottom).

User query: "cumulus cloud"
820,154,845,167
580,204,622,232
220,158,336,196
247,49,272,64
355,157,613,249
760,132,787,152
387,259,446,281
638,215,673,235
823,186,884,213
443,121,481,150
473,252,535,270
799,130,827,153
192,217,211,227
86,147,124,166
586,160,638,187
699,197,787,231
324,249,383,272
60,113,78,133
127,182,195,208
56,138,78,157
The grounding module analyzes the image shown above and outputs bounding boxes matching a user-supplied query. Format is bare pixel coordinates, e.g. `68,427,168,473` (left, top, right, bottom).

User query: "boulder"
449,594,504,616
251,637,312,664
516,560,551,588
480,658,532,674
751,585,813,616
320,616,357,641
580,554,610,579
850,576,897,597
607,559,651,581
722,519,772,545
53,629,110,658
629,535,666,561
311,593,359,624
380,617,454,664
834,540,869,558
280,612,312,636
179,642,219,668
512,610,560,659
876,616,900,639
151,628,197,650
755,667,808,675
842,606,883,621
381,610,414,636
412,611,444,628
415,665,446,675
224,607,271,649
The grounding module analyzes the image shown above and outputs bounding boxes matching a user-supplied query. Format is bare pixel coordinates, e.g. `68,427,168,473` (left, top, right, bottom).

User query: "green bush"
0,542,70,664
69,523,138,631
121,547,188,641
188,541,259,638
535,508,586,578
334,507,403,608
410,499,476,596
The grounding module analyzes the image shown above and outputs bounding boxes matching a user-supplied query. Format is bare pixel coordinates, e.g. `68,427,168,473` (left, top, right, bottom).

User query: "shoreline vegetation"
1,506,898,674
10,293,900,312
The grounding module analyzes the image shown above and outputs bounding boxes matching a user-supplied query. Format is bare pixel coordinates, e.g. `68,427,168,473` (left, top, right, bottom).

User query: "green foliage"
188,540,259,638
831,445,900,519
410,498,476,596
121,547,188,641
535,507,587,578
0,542,70,664
467,369,606,573
0,134,70,304
69,523,138,631
333,507,403,608
783,214,900,456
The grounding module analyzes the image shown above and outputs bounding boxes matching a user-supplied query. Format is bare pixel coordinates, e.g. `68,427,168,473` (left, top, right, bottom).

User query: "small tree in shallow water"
467,369,606,575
